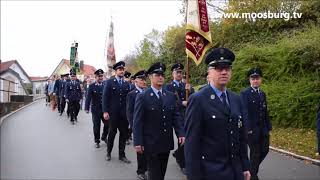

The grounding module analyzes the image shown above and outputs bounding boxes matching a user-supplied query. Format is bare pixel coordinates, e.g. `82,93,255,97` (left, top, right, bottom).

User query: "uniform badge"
211,94,215,100
150,93,154,96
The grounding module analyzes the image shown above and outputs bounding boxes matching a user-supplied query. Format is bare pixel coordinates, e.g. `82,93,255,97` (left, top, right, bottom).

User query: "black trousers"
173,109,186,169
146,152,170,180
56,96,61,112
92,110,108,143
137,152,147,175
66,102,70,116
173,143,185,168
249,135,270,180
107,113,128,157
60,97,66,113
69,100,80,122
46,94,50,103
127,127,132,140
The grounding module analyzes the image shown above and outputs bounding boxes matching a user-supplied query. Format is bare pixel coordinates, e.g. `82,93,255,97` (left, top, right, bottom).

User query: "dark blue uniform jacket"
184,85,249,180
240,87,272,143
133,88,185,154
126,88,141,128
65,80,82,101
102,78,130,115
85,82,104,113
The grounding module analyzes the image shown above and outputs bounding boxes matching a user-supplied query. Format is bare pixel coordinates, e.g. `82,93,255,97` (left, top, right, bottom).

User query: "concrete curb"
270,146,320,166
0,97,44,126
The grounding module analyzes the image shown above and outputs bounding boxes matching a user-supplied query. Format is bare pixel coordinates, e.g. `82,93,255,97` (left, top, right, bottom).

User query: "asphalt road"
1,100,319,180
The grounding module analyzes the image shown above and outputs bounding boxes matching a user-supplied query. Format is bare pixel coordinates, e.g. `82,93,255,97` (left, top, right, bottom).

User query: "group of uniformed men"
81,47,272,180
46,69,83,125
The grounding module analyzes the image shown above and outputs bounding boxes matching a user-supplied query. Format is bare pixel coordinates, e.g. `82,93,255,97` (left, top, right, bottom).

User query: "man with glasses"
126,70,148,180
165,62,194,174
240,68,272,180
133,62,185,180
102,61,131,163
66,69,82,125
85,69,109,148
184,48,251,180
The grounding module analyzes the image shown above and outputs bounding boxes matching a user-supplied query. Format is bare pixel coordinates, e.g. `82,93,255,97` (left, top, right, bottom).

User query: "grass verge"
271,127,319,160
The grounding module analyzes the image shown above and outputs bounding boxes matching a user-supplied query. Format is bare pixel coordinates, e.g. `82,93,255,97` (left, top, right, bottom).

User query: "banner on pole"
70,42,77,67
106,20,116,77
186,0,212,66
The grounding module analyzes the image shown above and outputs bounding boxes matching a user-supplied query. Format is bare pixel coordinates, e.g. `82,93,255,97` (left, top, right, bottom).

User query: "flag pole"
185,0,190,101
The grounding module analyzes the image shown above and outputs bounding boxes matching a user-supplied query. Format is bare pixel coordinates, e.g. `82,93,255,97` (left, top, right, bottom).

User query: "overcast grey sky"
1,1,184,77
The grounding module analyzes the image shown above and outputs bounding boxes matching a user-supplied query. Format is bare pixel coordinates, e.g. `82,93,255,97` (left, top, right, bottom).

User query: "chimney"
80,60,84,70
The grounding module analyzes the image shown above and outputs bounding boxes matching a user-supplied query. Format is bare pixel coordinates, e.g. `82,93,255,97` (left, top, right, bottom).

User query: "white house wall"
52,64,70,77
0,72,27,102
9,63,31,83
32,81,47,95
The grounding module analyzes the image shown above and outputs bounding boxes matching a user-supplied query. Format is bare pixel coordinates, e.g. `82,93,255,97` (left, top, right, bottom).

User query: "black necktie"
158,91,163,104
221,92,230,111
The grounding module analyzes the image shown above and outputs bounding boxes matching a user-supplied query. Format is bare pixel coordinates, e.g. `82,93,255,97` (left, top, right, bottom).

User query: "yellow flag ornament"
186,0,212,66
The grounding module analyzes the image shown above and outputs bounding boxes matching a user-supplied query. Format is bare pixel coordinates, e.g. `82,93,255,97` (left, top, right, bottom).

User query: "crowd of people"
44,69,86,124
42,47,320,180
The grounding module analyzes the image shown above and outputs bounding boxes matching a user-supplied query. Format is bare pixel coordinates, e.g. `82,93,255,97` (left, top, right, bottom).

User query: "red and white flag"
186,0,212,66
105,21,116,76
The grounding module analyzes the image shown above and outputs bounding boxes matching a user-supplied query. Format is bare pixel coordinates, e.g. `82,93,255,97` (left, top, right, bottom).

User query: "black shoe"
126,140,130,145
95,143,100,148
101,137,108,144
59,112,63,116
119,156,131,164
75,117,78,122
137,174,147,180
105,153,111,161
71,121,75,125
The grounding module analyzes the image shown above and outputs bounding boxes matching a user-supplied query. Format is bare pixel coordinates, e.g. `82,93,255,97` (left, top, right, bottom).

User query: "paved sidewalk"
1,100,319,180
